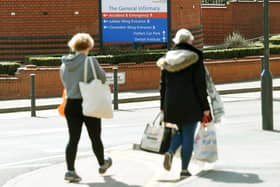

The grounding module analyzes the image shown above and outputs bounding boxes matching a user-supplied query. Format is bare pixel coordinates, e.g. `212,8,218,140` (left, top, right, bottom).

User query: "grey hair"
172,29,194,44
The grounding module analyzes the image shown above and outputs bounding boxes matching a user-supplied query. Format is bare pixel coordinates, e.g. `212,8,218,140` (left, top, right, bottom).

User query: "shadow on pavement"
199,170,263,184
157,178,183,183
82,175,142,187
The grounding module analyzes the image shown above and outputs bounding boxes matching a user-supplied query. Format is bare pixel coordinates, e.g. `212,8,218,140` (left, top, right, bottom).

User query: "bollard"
113,67,118,110
261,56,273,130
30,74,36,117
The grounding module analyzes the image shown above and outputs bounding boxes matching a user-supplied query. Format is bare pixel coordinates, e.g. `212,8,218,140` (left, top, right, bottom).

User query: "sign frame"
105,72,126,85
98,0,171,46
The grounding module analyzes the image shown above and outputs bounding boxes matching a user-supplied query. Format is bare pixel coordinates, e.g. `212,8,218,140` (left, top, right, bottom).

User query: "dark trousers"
64,99,105,171
168,122,197,170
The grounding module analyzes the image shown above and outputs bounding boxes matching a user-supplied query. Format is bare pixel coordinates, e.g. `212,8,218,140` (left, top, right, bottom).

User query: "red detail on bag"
201,114,212,128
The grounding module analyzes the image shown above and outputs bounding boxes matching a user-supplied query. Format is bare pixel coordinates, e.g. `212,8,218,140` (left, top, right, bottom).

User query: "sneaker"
99,157,112,174
163,152,173,171
180,171,192,179
64,171,81,183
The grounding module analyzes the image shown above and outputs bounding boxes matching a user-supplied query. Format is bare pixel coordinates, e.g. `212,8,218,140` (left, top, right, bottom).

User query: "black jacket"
159,43,210,125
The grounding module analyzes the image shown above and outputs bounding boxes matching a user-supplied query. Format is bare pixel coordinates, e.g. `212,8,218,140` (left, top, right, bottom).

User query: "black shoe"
180,171,192,179
99,157,112,174
163,152,173,171
64,171,81,183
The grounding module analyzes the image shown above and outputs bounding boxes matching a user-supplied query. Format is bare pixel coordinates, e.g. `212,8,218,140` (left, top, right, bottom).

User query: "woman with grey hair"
157,29,211,179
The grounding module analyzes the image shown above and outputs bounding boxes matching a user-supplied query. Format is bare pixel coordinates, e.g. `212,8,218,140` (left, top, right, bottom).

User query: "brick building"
202,1,280,44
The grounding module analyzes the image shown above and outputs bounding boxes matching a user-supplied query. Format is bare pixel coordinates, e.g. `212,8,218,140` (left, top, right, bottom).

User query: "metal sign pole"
167,0,171,49
261,0,273,130
98,0,103,50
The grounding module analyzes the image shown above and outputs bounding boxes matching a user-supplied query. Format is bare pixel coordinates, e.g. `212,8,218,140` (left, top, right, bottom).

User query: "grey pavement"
2,78,280,187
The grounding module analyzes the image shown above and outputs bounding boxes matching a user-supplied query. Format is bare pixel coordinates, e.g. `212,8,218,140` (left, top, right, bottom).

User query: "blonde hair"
172,29,194,44
68,33,94,52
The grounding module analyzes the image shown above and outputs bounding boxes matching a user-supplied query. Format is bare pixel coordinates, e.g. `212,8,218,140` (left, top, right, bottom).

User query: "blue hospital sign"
100,0,169,43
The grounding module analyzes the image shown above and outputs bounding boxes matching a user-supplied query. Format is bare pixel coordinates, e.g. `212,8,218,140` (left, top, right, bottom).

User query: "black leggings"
64,99,105,171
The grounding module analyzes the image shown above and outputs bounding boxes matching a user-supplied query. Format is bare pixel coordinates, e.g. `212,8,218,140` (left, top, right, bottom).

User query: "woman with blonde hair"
60,33,112,183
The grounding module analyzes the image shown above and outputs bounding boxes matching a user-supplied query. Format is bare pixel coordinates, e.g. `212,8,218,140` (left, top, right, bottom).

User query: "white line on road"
0,144,130,169
0,128,67,138
0,151,92,169
0,163,52,170
0,123,144,138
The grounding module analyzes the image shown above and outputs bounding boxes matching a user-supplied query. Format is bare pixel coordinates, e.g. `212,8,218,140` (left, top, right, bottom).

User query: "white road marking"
0,128,67,138
0,124,143,138
0,163,52,169
0,151,92,169
0,144,130,169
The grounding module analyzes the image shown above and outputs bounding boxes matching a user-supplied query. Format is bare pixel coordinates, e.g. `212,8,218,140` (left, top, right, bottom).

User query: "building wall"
202,5,233,45
0,0,203,61
0,0,99,36
0,0,99,61
171,0,201,29
171,0,204,48
202,2,280,45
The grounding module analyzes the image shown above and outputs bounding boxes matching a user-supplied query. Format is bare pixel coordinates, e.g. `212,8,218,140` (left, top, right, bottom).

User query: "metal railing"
202,0,268,4
201,0,228,4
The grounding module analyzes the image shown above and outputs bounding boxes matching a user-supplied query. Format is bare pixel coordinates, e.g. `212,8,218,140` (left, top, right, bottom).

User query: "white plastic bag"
193,123,218,162
79,57,113,119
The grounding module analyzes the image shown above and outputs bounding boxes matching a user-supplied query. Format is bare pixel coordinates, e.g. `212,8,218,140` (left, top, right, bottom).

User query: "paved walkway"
2,79,280,187
3,101,280,187
3,144,209,187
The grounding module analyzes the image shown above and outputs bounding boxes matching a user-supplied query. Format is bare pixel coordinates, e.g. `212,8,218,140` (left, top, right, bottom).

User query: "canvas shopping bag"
140,112,172,154
193,122,218,162
79,57,113,119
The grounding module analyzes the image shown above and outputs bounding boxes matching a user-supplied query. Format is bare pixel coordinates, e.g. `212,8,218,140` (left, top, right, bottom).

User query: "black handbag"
140,112,173,154
159,126,173,154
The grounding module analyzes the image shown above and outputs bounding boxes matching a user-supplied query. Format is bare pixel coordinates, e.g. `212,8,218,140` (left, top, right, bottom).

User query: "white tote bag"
193,123,218,162
79,57,113,118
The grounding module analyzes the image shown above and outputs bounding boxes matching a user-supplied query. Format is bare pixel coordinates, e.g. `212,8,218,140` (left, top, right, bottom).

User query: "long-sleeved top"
60,53,106,99
157,43,210,125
